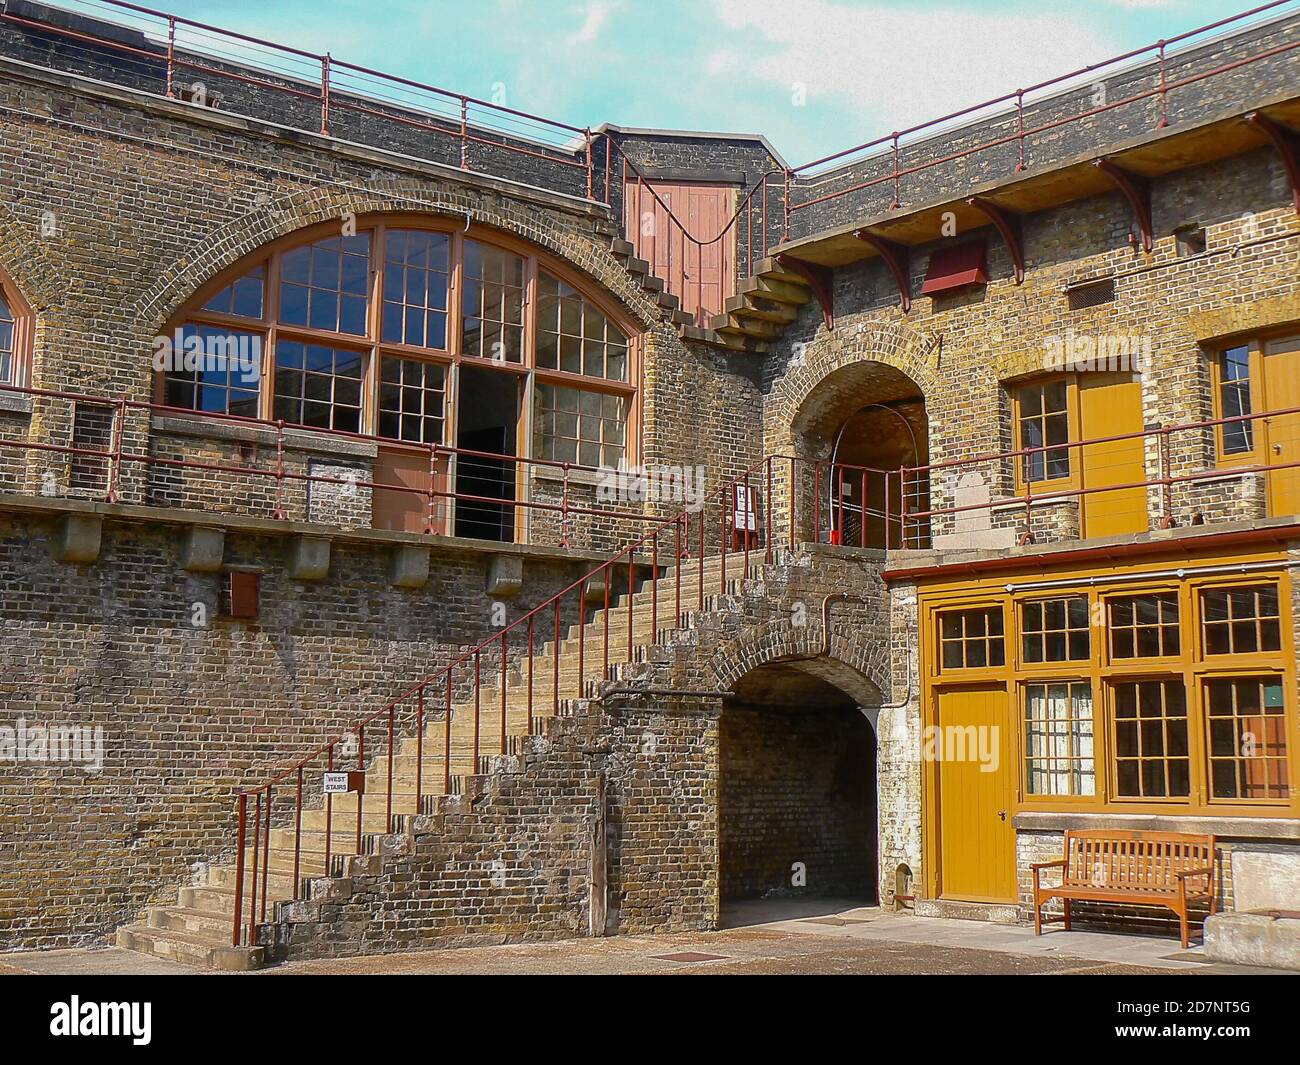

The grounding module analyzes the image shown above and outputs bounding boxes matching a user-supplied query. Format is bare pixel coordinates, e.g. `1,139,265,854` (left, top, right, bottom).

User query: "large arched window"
160,219,639,476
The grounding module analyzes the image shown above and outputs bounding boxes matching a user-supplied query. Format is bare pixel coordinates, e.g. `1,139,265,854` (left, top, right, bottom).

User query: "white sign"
733,484,756,532
322,771,351,794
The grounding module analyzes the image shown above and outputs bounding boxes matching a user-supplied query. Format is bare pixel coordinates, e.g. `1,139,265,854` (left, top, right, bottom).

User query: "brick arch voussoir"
0,199,64,313
134,182,661,333
705,619,888,707
767,322,941,453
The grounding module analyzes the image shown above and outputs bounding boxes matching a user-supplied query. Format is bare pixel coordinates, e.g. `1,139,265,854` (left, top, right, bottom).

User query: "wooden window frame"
157,216,643,467
935,604,1007,674
1011,374,1079,494
1209,328,1300,471
1106,674,1194,806
0,267,33,390
1103,587,1183,668
1018,593,1092,668
1021,677,1097,801
917,563,1298,818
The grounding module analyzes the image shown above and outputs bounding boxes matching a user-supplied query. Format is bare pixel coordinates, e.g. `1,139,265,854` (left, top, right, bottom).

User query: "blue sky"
87,0,1280,163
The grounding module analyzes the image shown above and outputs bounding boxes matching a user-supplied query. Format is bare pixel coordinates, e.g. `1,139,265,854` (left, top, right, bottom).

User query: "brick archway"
133,184,663,335
707,618,890,709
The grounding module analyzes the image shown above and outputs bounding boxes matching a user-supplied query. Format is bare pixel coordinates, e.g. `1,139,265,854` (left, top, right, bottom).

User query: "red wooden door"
624,180,736,326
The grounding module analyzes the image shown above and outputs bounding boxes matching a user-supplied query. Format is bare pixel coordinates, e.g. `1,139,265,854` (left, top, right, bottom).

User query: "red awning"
920,240,988,295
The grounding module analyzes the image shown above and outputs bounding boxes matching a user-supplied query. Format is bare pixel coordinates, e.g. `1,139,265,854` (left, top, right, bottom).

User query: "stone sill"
1014,810,1300,841
530,463,606,488
0,391,33,416
151,413,377,460
989,494,1076,514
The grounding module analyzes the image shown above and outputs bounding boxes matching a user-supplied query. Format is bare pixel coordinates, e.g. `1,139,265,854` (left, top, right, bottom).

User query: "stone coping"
151,413,378,459
1014,810,1300,841
0,492,612,567
0,391,33,415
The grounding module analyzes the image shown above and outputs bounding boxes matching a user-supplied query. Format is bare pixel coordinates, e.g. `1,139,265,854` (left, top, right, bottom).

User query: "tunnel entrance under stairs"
719,661,878,923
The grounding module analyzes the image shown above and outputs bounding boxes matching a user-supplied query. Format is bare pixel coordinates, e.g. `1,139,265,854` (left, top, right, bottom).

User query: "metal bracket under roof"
852,231,912,313
1094,158,1154,253
775,254,835,330
1245,111,1300,214
966,197,1025,284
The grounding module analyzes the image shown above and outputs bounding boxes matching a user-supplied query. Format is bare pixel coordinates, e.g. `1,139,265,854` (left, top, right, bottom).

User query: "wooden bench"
1032,830,1218,948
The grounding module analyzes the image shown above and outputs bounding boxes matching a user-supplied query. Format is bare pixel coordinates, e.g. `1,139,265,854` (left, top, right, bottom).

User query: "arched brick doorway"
719,661,879,922
789,360,929,549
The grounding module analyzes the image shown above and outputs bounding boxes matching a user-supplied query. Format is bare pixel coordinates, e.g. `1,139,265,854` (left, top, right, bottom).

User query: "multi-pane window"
278,234,370,336
203,265,265,319
1022,597,1090,663
938,607,1005,669
1109,593,1180,659
534,384,627,469
1205,676,1289,801
1112,680,1190,799
1016,379,1071,482
1201,584,1281,655
382,230,449,350
1218,345,1253,455
162,324,262,417
462,240,525,362
273,341,363,432
0,292,13,385
1024,681,1094,796
378,356,446,445
165,223,637,508
536,272,629,382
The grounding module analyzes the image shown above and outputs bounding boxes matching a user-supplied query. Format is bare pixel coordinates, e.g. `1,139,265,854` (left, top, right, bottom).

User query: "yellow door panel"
1078,373,1147,538
1263,336,1300,520
936,684,1016,902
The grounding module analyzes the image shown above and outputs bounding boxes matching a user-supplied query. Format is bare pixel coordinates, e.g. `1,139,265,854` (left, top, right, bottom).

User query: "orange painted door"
372,446,448,534
936,684,1017,902
624,180,736,326
1078,373,1147,538
1263,335,1300,519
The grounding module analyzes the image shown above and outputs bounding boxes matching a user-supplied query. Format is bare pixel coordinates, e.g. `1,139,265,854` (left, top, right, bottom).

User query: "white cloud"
571,0,619,45
713,0,1121,156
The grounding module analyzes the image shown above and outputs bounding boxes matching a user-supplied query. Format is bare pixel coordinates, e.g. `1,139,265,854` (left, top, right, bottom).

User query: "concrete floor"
2,901,1293,976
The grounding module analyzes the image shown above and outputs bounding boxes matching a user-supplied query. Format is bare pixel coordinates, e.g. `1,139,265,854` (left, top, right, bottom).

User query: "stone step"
115,924,263,971
148,904,233,941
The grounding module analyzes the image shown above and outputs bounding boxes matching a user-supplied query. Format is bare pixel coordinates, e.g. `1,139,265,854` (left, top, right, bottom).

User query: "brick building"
0,0,1298,969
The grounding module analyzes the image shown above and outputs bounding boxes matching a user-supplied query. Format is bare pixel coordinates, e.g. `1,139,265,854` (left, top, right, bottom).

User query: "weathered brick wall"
764,147,1300,549
267,696,719,961
0,509,617,949
719,700,876,900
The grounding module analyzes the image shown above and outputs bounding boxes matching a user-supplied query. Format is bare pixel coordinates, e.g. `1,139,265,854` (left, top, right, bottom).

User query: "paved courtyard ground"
3,901,1292,976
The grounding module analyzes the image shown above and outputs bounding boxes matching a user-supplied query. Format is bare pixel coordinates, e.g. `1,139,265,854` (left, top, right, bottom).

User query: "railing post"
231,793,247,947
415,689,424,814
247,790,261,946
164,16,176,99
782,169,792,241
293,766,303,899
273,419,286,520
898,466,909,549
354,728,364,854
386,706,395,832
443,673,452,795
560,462,570,548
891,132,901,209
260,786,271,922
1159,426,1175,528
460,97,469,169
585,128,594,200
320,53,331,137
425,443,439,534
765,458,773,564
500,631,508,755
1015,90,1026,172
324,743,334,875
1156,41,1169,129
527,616,535,731
106,398,125,503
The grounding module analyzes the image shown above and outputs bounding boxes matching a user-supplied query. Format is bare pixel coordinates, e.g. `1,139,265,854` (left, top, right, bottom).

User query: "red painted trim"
853,231,912,312
1094,159,1154,253
1246,111,1300,213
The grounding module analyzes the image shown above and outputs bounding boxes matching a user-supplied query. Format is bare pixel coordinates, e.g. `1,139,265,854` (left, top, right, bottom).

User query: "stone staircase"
114,550,764,969
608,237,811,354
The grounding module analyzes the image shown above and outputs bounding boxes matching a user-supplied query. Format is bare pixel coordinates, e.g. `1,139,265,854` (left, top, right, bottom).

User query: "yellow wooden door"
1078,373,1147,537
1263,335,1300,520
936,685,1017,902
